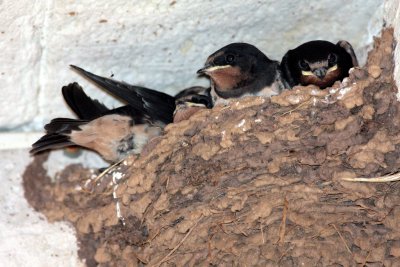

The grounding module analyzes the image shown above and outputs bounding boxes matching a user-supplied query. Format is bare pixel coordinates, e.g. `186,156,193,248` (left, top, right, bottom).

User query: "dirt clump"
24,28,400,266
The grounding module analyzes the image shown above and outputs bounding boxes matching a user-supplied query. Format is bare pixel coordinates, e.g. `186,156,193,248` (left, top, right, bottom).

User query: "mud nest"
24,28,400,266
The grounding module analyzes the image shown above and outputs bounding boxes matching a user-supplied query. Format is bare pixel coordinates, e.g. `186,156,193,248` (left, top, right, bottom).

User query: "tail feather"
30,133,75,154
70,65,175,124
62,82,110,120
62,82,148,124
44,118,88,134
31,118,88,154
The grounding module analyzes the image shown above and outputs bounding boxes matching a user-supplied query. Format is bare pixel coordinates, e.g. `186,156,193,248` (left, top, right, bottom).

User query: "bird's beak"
197,63,213,74
309,67,327,80
197,64,231,74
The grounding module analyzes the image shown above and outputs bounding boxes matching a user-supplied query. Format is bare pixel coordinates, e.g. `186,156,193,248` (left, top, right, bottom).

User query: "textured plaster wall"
384,0,400,94
0,0,384,131
0,149,84,267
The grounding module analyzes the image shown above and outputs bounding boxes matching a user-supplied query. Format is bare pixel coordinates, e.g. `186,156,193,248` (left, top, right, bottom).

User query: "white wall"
0,0,384,131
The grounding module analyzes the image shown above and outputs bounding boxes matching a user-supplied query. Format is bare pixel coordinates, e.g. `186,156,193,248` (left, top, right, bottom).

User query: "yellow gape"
301,70,313,76
327,64,338,73
301,64,338,77
203,65,231,73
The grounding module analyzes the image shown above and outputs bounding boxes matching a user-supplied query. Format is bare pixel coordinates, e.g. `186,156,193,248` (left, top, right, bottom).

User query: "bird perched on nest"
280,40,359,89
31,78,212,162
197,42,287,105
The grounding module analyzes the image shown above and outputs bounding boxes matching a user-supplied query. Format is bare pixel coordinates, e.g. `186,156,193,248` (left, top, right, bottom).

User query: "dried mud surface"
24,29,400,266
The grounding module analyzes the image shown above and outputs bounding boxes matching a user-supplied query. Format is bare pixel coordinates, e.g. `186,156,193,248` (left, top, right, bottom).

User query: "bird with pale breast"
31,75,212,162
31,82,163,162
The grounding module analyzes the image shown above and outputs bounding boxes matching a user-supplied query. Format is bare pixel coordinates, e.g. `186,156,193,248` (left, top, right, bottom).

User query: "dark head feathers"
280,40,358,89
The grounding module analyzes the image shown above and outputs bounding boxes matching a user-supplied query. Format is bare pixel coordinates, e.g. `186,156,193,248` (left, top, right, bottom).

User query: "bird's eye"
298,59,309,70
225,54,235,63
328,53,337,65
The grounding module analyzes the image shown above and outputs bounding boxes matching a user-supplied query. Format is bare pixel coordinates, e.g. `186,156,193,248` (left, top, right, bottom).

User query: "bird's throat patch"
300,67,341,89
210,66,243,92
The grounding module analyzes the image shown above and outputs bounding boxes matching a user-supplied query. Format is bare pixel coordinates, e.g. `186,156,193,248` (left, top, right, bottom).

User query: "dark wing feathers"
62,82,109,120
336,40,359,67
70,65,175,124
280,50,296,88
132,86,176,118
